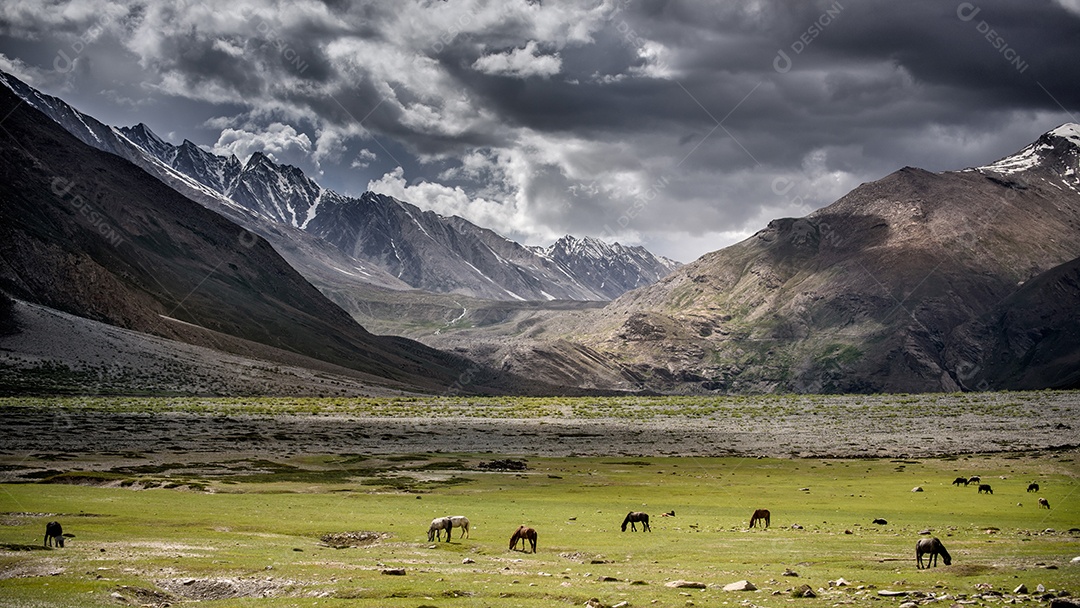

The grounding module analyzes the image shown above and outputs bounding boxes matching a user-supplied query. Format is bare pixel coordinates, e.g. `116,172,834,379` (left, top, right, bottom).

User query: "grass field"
2,448,1078,607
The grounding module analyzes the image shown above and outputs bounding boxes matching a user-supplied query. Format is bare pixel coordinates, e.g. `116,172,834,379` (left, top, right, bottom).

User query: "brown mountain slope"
944,255,1080,391
433,127,1080,393
0,83,521,395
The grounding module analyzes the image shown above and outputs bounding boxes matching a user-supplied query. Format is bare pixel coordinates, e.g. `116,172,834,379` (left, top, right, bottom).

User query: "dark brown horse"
510,525,537,552
621,511,651,532
1027,482,1040,493
749,509,770,529
952,477,969,486
44,521,64,548
916,537,951,568
977,484,993,494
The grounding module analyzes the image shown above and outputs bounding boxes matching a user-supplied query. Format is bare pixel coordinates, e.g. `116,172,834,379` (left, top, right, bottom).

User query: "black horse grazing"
749,509,771,529
977,484,993,494
44,521,64,548
509,525,537,552
1027,482,1040,493
967,476,981,484
952,477,969,487
916,537,951,569
621,511,651,532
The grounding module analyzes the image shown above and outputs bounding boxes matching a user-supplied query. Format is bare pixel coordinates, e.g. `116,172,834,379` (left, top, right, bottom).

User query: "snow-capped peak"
975,123,1080,176
1048,122,1080,145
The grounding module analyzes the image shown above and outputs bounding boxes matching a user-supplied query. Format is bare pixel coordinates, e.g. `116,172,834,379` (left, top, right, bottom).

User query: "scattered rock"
722,580,757,591
666,580,707,589
599,576,620,582
462,558,475,564
899,602,918,608
1015,584,1029,594
584,599,604,608
782,568,799,577
919,529,931,535
844,529,853,534
911,486,923,492
793,584,816,598
1050,599,1080,608
799,487,810,492
872,518,888,525
878,590,908,597
791,524,804,530
830,578,850,587
380,568,406,576
612,602,629,608
478,459,527,471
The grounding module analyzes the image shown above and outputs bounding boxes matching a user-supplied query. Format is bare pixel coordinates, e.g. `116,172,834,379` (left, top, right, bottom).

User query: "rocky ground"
1,392,1077,481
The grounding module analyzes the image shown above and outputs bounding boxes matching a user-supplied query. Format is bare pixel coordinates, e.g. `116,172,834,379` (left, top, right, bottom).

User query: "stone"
782,568,799,577
793,584,816,598
912,486,923,492
878,590,908,596
723,580,757,591
830,578,850,587
1015,584,1028,594
462,558,475,564
380,568,406,575
872,518,888,525
666,580,707,589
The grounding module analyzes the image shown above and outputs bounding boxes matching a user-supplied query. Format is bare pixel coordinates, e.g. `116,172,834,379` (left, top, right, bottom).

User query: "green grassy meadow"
2,451,1078,607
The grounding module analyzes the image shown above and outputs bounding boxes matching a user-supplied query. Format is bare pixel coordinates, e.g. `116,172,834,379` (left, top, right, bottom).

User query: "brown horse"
509,525,537,552
916,537,951,568
621,511,651,532
749,509,770,528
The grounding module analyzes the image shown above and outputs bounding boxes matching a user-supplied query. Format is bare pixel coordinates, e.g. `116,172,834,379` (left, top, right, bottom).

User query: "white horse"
448,515,470,538
428,517,452,542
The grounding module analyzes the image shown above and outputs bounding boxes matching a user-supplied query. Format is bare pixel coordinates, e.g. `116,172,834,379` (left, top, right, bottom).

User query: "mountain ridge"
428,123,1080,394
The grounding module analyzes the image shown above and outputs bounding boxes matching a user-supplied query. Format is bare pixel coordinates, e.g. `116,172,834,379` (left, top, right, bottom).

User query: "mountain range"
2,68,1078,395
0,70,678,305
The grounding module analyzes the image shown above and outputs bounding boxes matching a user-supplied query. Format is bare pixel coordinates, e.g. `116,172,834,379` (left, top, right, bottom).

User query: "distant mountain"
122,122,680,301
0,79,528,395
434,124,1080,394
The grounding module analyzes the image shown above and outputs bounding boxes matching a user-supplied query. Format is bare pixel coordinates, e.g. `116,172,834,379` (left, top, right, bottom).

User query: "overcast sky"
2,0,1078,262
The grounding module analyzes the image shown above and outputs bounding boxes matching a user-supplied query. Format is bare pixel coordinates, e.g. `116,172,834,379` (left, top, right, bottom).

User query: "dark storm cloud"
0,0,1077,262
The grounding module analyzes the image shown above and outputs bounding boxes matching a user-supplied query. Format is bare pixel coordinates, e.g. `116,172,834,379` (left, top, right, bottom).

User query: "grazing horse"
1038,497,1050,509
44,521,64,548
621,511,651,532
1027,483,1040,493
977,484,993,494
967,476,980,484
428,517,453,542
509,525,537,553
448,515,470,538
749,509,771,529
952,477,969,486
916,537,951,569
